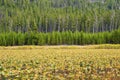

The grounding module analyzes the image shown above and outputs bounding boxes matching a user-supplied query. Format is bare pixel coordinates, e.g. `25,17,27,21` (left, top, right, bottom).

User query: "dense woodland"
0,0,120,46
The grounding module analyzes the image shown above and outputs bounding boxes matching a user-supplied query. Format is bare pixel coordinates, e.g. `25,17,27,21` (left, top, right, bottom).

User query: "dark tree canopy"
0,0,120,46
0,0,120,33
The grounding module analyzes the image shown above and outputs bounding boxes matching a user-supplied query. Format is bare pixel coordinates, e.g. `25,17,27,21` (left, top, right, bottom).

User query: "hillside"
0,0,120,46
0,0,120,33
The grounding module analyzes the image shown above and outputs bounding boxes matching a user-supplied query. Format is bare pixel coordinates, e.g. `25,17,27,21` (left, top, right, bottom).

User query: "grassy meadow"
0,45,120,80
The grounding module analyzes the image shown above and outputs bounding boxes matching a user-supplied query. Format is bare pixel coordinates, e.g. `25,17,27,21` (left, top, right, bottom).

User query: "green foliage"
17,33,25,45
111,30,120,44
38,33,45,45
0,29,119,46
0,0,119,46
0,0,120,33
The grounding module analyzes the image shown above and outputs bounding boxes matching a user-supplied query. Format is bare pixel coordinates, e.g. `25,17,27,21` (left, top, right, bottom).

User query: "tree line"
0,29,119,46
0,0,120,33
0,0,120,46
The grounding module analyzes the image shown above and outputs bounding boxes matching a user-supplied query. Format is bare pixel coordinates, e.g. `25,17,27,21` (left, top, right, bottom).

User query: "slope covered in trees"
0,0,120,46
0,0,120,33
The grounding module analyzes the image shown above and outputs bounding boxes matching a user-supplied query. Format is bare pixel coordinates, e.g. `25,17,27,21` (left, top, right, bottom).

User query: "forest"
0,0,120,46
